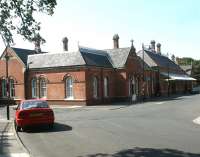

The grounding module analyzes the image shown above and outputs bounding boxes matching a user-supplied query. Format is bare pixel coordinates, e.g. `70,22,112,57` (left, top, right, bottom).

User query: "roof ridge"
104,47,131,51
79,46,108,56
11,47,35,51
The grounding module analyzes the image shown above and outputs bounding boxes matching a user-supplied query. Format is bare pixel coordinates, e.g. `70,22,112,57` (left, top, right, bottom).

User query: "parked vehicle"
14,99,54,132
191,86,200,94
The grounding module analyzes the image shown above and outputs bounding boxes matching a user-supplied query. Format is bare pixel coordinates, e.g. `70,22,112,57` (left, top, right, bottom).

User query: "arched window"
93,77,98,98
129,76,135,96
9,79,15,97
31,78,37,98
1,79,7,97
65,77,73,99
40,78,47,98
104,77,109,97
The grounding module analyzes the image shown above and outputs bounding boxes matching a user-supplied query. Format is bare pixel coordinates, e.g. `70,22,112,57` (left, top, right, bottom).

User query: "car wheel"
49,123,54,129
14,120,21,132
16,125,21,132
21,127,27,132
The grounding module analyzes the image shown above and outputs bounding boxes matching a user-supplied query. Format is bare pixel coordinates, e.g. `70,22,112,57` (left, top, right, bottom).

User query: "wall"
27,68,87,105
0,48,25,100
85,67,116,105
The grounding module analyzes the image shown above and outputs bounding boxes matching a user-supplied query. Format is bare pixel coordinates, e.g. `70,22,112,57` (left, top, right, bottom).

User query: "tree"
0,0,57,46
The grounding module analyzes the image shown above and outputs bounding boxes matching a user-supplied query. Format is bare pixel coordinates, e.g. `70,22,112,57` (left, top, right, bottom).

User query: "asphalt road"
15,94,200,157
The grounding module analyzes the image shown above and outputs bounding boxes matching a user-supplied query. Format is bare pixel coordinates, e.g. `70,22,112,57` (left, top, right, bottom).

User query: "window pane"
9,79,15,97
2,79,7,97
32,79,37,98
66,77,73,98
40,79,47,98
93,77,98,98
104,77,108,97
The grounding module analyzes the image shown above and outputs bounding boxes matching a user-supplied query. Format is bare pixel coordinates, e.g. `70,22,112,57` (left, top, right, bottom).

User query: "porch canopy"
161,72,196,81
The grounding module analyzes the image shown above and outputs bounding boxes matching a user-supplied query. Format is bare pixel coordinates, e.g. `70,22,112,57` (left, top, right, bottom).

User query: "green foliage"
176,57,194,65
0,0,57,46
192,60,200,79
177,57,200,79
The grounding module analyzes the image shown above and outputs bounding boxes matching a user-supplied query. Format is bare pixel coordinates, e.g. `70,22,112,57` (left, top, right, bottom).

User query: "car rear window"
22,101,49,109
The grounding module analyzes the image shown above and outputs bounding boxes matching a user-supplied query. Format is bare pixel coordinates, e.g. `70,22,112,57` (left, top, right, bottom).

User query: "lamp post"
142,44,145,101
167,62,170,97
5,47,10,120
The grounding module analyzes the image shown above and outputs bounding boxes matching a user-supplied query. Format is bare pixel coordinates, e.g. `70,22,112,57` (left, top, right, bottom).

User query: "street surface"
2,94,200,157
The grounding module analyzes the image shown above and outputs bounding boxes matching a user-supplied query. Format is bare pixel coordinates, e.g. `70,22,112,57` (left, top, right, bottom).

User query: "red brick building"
0,36,195,105
137,40,196,96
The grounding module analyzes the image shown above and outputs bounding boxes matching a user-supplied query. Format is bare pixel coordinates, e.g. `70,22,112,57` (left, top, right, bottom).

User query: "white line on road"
0,119,12,122
0,132,14,136
193,116,200,125
0,153,29,157
155,102,165,105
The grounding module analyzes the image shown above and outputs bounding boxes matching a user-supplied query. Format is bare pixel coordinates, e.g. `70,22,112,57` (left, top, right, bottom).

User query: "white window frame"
65,77,74,99
31,78,37,98
9,79,15,98
104,77,109,97
93,77,98,98
40,78,47,98
1,79,7,97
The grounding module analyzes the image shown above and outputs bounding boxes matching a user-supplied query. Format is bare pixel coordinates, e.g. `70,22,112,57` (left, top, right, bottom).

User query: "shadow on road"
0,123,12,154
78,147,200,157
25,122,72,133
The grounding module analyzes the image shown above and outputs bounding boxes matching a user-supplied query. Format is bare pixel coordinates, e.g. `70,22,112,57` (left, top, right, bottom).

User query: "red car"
14,99,54,132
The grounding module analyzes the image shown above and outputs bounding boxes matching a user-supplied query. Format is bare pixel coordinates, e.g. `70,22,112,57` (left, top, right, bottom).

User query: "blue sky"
1,0,200,59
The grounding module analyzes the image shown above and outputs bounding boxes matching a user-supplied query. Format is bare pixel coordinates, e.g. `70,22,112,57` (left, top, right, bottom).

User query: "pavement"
0,108,30,157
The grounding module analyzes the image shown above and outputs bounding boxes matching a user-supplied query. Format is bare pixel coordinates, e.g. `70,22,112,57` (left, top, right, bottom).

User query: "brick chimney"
113,34,119,49
156,43,161,54
62,37,68,51
34,34,41,53
150,40,156,51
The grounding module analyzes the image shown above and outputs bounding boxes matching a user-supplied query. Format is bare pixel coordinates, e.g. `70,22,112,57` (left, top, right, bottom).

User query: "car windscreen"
22,101,49,109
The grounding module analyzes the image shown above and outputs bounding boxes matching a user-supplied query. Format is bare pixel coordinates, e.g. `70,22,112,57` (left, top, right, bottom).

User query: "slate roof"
180,65,192,75
13,46,131,69
137,50,157,67
28,51,86,69
79,47,113,68
12,47,37,66
105,47,131,68
137,49,183,71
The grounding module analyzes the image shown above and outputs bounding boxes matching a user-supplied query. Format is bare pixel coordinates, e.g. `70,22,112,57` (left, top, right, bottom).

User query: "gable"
0,47,25,67
11,47,38,66
105,47,131,68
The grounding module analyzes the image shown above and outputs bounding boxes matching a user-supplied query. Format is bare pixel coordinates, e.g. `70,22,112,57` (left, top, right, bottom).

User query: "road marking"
1,132,14,136
155,102,165,105
0,153,29,157
193,117,200,125
0,119,12,122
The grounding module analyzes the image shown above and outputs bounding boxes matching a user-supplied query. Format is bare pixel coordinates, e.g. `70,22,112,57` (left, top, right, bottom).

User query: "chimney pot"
62,37,68,51
156,43,161,54
113,34,119,49
34,34,41,53
150,40,156,51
